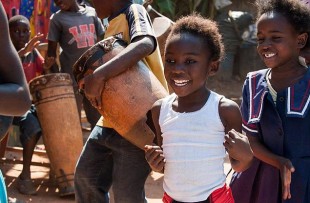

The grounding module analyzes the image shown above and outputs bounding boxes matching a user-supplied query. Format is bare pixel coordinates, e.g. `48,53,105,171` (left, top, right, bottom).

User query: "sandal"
17,176,37,195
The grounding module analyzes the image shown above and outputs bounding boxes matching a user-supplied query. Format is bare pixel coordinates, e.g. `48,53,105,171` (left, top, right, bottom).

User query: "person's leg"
73,85,83,119
20,133,40,180
74,126,114,203
109,133,151,203
82,96,101,130
16,105,41,195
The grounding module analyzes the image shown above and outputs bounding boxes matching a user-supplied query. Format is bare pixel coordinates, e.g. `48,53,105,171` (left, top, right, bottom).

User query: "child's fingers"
281,163,293,200
282,180,292,199
285,161,295,173
224,134,235,148
33,41,41,48
145,147,163,166
78,78,85,91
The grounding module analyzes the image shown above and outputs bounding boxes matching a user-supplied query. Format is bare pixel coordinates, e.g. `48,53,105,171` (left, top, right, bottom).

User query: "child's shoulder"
245,68,269,79
242,68,269,90
124,3,146,14
245,68,269,81
217,94,239,111
83,5,97,15
216,93,241,126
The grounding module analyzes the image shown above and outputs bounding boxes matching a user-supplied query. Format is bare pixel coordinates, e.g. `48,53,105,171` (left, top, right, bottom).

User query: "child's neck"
66,3,81,12
269,64,307,92
174,88,210,113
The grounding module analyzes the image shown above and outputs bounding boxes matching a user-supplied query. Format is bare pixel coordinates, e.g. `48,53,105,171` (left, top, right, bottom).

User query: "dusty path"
1,78,241,203
1,148,232,203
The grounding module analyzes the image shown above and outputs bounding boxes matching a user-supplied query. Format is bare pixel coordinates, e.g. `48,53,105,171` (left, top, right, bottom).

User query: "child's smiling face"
256,11,306,69
164,32,218,98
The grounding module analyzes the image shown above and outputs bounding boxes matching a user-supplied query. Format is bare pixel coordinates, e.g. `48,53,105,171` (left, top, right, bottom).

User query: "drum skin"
29,73,83,197
73,37,168,149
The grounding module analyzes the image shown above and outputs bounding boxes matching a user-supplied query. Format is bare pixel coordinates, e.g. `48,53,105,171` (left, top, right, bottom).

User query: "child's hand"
43,56,55,70
79,73,105,109
144,145,165,173
278,157,295,200
19,33,44,56
224,129,253,169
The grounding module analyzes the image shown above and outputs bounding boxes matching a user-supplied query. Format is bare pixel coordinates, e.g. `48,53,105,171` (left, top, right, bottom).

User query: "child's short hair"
256,0,310,47
166,13,224,61
8,15,30,28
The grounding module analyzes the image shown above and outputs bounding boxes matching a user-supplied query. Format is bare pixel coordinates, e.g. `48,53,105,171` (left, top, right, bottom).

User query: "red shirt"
21,48,44,82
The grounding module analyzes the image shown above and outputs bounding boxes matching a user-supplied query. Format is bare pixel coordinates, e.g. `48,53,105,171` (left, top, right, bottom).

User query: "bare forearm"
93,36,154,82
250,138,283,170
0,84,31,116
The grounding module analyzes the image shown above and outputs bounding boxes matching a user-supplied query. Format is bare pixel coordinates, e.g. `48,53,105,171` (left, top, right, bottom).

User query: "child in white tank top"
145,14,253,203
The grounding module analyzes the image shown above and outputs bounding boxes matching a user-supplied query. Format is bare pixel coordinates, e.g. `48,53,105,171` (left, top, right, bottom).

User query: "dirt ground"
1,147,232,203
0,78,243,203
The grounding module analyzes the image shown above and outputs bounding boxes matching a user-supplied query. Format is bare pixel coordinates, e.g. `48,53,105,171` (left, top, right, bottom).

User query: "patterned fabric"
21,48,44,82
231,68,310,203
47,5,104,80
104,3,167,88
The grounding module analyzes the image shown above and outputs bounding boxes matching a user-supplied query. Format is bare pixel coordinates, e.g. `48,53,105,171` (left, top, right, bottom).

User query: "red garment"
1,0,20,19
21,49,44,82
163,184,234,203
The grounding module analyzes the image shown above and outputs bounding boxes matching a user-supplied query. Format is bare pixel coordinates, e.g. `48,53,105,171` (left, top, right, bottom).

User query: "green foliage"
154,0,175,18
151,0,215,21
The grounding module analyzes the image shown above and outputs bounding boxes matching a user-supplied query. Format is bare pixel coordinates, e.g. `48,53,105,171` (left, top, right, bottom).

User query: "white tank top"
159,92,226,202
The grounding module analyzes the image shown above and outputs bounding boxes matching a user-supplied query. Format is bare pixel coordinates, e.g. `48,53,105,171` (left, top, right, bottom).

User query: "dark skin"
9,18,46,190
145,33,253,173
0,3,31,116
44,0,81,70
252,11,308,200
300,46,310,65
79,0,157,109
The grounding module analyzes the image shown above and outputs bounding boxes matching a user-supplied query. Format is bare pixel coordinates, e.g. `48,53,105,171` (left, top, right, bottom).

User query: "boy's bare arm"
0,3,31,115
219,98,253,172
94,35,154,81
44,40,58,70
18,33,44,57
82,35,155,108
151,99,163,146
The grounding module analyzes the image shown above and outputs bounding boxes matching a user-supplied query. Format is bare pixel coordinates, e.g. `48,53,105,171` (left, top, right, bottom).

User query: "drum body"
153,16,174,63
29,73,83,197
73,37,168,149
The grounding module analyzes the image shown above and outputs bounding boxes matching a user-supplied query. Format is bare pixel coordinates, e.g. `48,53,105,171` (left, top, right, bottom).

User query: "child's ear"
208,60,219,76
297,33,308,49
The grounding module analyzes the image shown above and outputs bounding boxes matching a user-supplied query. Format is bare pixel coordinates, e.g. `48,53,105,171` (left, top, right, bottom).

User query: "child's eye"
257,38,264,44
185,59,196,64
272,36,282,42
13,29,30,35
165,59,175,64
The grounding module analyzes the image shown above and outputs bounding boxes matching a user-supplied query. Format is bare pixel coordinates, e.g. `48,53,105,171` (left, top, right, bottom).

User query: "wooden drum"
29,73,83,197
153,16,174,63
73,37,168,149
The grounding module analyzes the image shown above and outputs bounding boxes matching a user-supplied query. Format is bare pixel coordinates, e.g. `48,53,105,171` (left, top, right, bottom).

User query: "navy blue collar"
247,68,310,123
